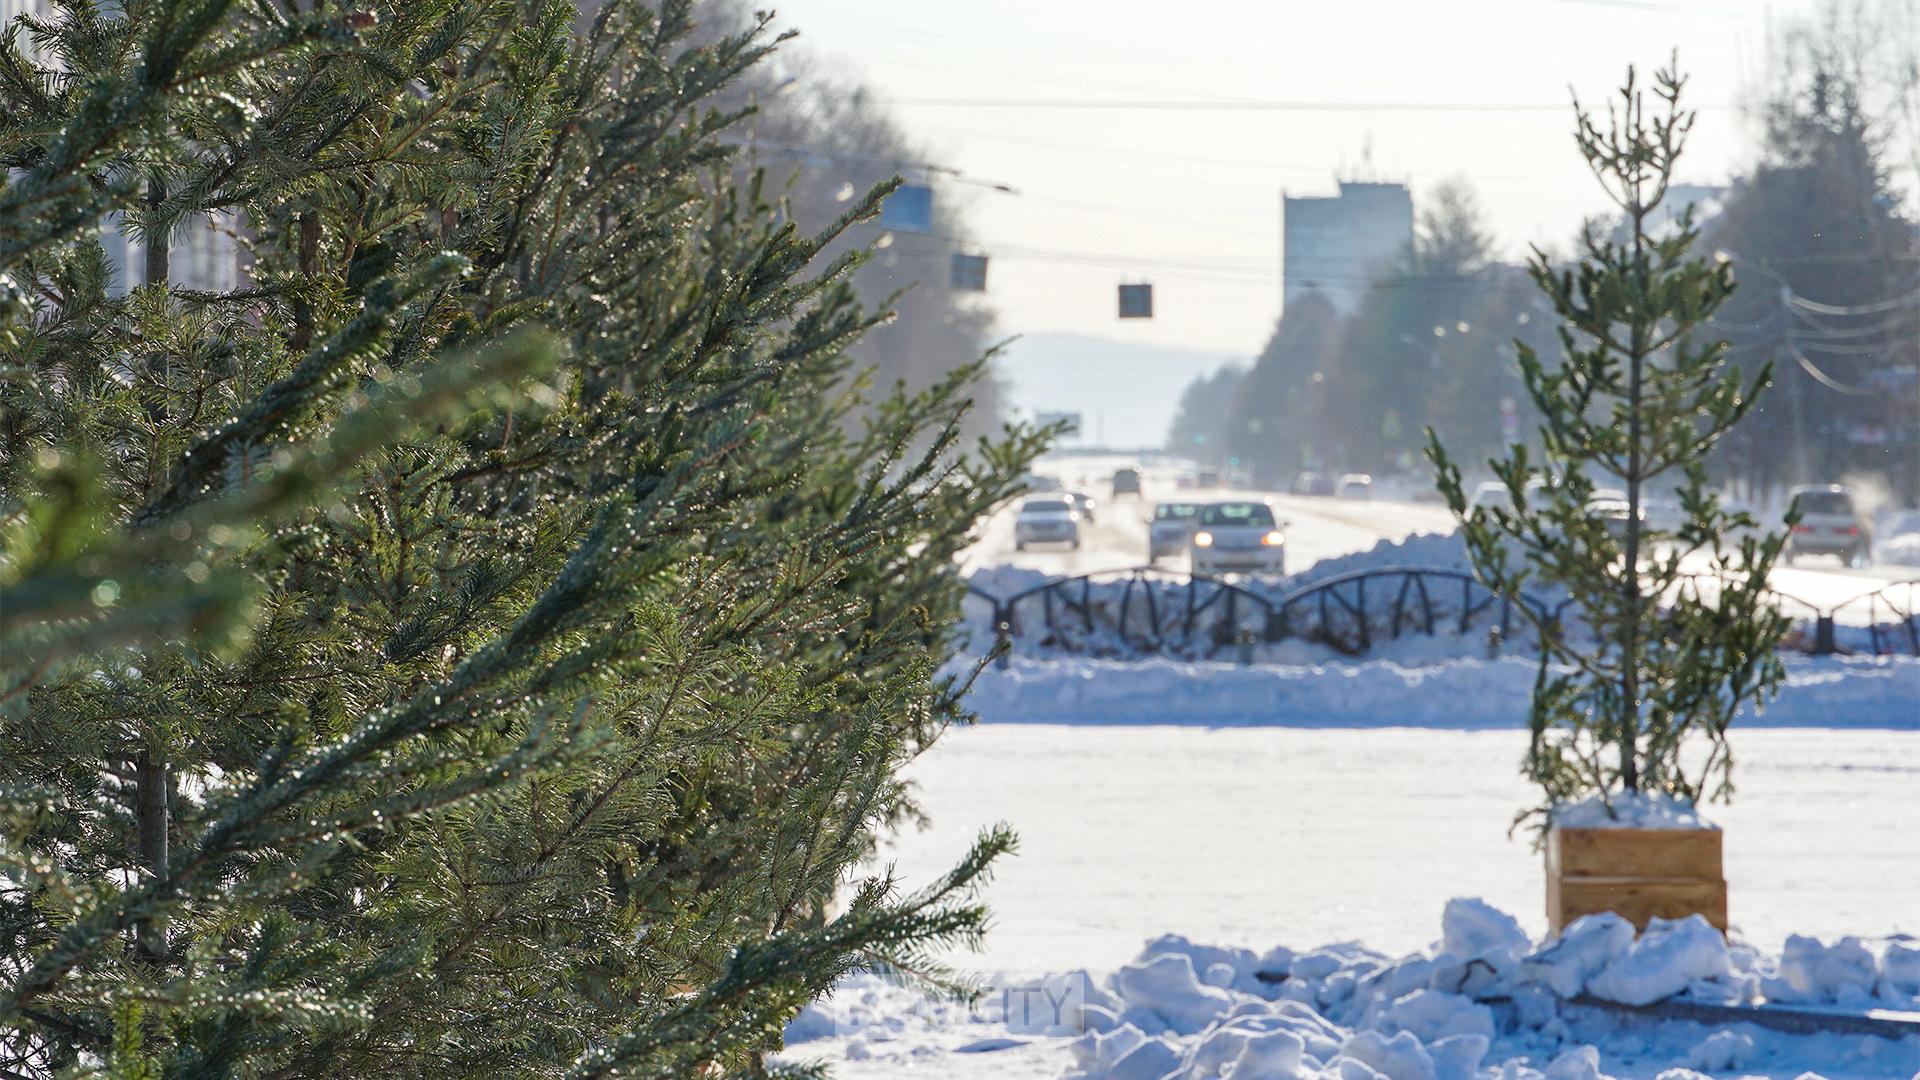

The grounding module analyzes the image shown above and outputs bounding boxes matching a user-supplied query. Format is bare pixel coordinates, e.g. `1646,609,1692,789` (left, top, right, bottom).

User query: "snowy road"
963,454,1917,625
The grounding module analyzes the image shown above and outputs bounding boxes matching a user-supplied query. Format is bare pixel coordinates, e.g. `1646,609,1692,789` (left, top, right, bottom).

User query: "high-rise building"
1281,181,1414,317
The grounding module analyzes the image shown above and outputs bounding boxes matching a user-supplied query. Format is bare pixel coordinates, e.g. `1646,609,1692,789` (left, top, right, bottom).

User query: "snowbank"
960,653,1920,730
1876,510,1920,568
780,899,1920,1079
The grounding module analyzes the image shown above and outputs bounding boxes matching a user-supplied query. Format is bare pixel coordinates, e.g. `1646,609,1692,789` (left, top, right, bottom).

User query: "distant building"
4,0,243,294
1281,181,1413,317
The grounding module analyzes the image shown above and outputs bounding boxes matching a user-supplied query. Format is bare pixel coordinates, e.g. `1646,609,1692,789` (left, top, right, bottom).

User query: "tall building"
1281,181,1414,317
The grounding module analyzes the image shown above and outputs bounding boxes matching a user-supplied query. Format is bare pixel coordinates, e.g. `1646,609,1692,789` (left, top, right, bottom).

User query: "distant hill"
990,333,1247,450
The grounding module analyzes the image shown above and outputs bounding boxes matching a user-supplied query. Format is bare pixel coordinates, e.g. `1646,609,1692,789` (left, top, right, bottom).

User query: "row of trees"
1179,5,1920,503
0,2,1034,1076
705,0,1007,442
1201,181,1555,487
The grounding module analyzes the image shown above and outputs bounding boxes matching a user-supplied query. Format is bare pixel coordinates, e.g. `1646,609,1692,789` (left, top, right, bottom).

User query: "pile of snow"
960,653,1920,730
782,900,1920,1079
1549,794,1718,832
1284,530,1477,586
1875,510,1920,568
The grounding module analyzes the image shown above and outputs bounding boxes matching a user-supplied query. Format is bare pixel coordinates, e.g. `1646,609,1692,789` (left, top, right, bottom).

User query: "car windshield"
1796,491,1854,515
1021,499,1071,515
1154,503,1198,521
1199,502,1275,527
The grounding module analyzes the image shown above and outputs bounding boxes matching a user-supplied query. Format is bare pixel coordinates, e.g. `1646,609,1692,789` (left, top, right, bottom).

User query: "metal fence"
965,566,1920,663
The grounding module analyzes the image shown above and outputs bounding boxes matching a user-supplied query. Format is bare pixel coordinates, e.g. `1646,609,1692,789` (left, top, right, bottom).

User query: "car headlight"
1262,531,1285,547
1192,531,1213,547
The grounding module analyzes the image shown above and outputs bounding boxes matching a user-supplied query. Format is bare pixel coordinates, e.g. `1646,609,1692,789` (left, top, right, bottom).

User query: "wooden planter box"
1546,826,1727,935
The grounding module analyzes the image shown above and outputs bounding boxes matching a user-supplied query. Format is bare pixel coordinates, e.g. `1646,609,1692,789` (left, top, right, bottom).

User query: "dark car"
1111,467,1142,497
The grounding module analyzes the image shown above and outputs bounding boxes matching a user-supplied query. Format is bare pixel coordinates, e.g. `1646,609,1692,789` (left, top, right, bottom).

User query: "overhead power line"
884,96,1736,113
1786,286,1920,317
1785,337,1884,396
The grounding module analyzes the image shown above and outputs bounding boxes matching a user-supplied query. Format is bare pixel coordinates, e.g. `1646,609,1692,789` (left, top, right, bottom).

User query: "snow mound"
782,901,1920,1079
1582,915,1732,1006
1879,530,1920,568
1549,793,1718,831
959,653,1920,730
1875,510,1920,567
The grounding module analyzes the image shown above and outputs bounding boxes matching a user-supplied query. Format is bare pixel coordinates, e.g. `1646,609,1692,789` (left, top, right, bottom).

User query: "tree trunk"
137,171,172,962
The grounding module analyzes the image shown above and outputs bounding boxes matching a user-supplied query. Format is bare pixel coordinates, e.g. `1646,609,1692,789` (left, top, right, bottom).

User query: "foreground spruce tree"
0,1,1039,1074
1428,62,1791,831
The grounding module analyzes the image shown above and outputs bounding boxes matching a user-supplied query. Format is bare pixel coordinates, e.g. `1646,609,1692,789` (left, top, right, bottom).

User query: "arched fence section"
966,566,1920,664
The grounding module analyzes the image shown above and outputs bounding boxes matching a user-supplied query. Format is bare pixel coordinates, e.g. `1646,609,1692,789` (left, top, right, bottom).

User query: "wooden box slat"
1546,825,1728,935
1548,826,1722,880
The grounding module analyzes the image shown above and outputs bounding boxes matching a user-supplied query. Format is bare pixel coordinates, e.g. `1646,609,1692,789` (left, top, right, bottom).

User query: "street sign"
1118,283,1153,319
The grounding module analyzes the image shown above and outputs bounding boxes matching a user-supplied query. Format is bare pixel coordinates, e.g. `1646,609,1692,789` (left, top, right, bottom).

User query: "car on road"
1337,473,1373,499
1190,500,1286,576
1468,481,1509,512
1111,468,1142,497
1302,473,1337,496
1014,497,1081,551
1786,485,1871,567
1147,502,1201,560
1586,489,1647,542
1065,491,1098,524
1195,468,1222,488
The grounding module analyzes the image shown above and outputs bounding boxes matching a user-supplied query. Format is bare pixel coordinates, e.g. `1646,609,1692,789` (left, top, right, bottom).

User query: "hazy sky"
762,0,1828,355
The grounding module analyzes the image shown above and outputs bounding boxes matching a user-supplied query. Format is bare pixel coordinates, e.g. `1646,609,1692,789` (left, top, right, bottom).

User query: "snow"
1876,511,1920,568
868,726,1920,978
1760,935,1883,1007
960,653,1920,730
777,900,1920,1079
1550,794,1719,831
1525,914,1640,1000
1582,916,1733,1007
843,459,1920,1077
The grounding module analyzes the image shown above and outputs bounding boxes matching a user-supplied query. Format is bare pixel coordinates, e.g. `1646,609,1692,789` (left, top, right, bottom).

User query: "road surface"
961,454,1917,625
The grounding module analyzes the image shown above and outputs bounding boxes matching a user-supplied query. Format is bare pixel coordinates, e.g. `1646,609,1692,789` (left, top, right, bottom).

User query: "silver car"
1190,500,1285,576
1787,485,1870,567
1014,497,1081,551
1147,501,1200,560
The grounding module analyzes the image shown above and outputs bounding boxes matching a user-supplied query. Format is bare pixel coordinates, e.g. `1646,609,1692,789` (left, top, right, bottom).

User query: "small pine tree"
1428,61,1792,832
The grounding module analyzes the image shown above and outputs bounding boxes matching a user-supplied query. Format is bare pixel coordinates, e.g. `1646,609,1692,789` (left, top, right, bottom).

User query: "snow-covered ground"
786,456,1920,1078
780,900,1920,1079
875,726,1919,977
778,725,1920,1079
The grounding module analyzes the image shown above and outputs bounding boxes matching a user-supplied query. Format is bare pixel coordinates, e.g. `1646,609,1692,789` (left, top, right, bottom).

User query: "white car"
1147,502,1200,560
1467,481,1510,512
1014,497,1081,551
1190,500,1285,576
1337,473,1373,500
1786,485,1871,567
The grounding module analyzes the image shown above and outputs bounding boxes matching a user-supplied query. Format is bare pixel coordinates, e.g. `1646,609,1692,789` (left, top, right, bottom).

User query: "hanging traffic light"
1118,283,1153,319
951,253,988,291
879,183,933,233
